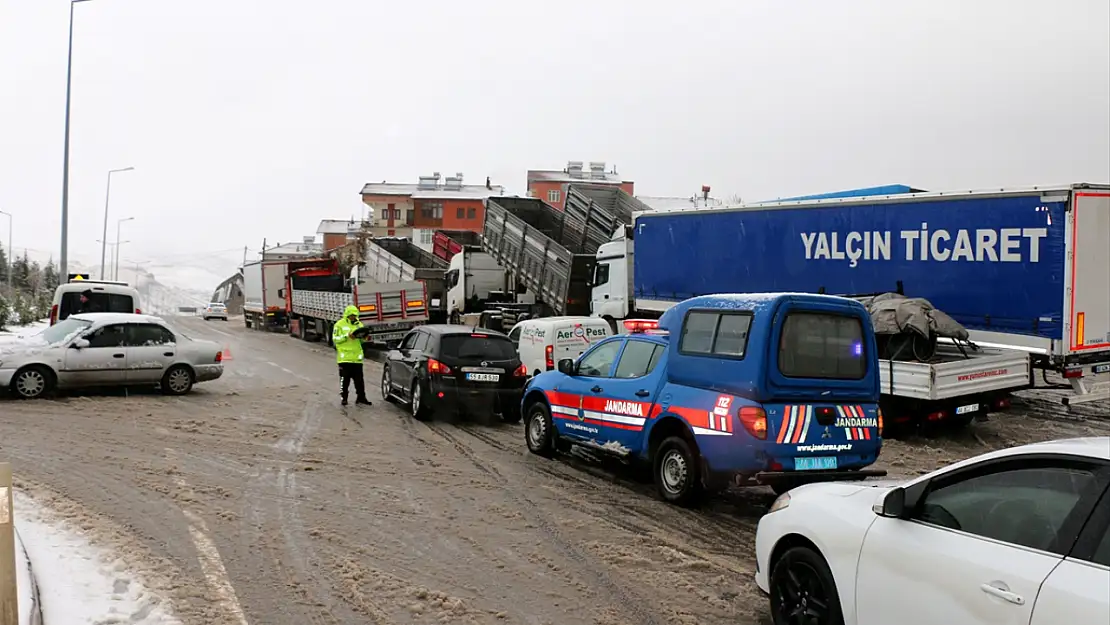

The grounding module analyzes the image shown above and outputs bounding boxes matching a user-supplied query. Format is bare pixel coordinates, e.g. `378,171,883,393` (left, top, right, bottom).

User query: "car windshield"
440,334,517,360
39,318,93,344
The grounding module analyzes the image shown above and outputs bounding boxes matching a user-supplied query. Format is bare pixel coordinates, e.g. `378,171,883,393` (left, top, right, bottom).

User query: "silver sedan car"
0,313,224,399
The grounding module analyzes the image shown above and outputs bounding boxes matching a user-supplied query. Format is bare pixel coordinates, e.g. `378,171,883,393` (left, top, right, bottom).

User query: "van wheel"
161,365,195,396
654,436,702,506
11,366,54,399
525,402,556,457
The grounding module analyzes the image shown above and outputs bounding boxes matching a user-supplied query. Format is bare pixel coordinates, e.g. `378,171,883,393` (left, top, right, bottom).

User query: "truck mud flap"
755,469,887,485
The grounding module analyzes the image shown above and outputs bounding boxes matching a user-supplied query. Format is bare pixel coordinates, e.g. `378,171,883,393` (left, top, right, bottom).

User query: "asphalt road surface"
1,315,1106,625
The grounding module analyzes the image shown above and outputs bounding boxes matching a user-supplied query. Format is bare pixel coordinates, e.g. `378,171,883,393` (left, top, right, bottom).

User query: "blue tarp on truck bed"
634,192,1066,340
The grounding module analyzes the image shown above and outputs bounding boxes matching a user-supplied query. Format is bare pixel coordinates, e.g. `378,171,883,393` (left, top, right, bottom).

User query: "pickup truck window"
778,312,866,379
577,341,621,377
614,340,663,379
593,264,610,287
679,311,752,358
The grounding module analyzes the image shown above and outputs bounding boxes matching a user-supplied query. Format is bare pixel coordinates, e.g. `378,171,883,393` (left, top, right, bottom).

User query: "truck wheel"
525,402,556,457
654,436,702,507
411,380,431,421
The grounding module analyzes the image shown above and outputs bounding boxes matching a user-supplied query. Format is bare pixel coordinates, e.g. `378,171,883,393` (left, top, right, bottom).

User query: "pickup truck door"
559,338,665,455
554,339,622,444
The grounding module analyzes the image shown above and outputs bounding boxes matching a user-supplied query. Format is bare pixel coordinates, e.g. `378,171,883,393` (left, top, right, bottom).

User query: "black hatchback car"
381,325,528,423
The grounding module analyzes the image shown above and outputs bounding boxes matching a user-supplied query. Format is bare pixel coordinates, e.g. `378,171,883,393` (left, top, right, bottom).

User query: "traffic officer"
333,305,372,406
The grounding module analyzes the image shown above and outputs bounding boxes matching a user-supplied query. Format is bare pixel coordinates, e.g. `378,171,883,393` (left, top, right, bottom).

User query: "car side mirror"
277,288,286,298
873,487,906,518
72,338,90,350
557,359,575,375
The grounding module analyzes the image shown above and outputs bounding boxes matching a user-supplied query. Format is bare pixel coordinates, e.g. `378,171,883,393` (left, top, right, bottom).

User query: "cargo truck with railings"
479,185,651,324
281,257,429,347
242,260,290,331
362,237,448,323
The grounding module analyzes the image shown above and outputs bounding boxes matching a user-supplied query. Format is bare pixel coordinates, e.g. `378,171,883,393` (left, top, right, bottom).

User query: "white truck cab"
507,316,612,377
445,248,509,320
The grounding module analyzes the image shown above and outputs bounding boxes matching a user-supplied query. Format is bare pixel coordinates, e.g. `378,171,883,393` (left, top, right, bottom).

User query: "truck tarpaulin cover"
860,292,969,341
634,193,1065,339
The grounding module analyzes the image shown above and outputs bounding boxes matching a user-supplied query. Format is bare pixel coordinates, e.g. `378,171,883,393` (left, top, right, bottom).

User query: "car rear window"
778,312,866,380
440,334,517,360
59,291,135,319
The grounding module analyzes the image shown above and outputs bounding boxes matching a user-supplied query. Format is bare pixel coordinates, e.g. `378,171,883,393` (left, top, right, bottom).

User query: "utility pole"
0,210,11,293
242,246,247,267
99,167,134,279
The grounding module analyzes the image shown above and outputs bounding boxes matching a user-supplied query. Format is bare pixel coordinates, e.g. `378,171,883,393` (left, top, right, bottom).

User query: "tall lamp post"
99,166,134,279
0,209,11,293
59,0,97,282
113,216,134,280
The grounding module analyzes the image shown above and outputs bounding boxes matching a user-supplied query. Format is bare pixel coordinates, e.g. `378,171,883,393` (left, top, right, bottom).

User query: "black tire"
10,365,54,400
161,365,195,396
603,316,618,334
381,367,397,404
769,546,845,625
524,402,556,457
653,435,702,506
410,379,431,421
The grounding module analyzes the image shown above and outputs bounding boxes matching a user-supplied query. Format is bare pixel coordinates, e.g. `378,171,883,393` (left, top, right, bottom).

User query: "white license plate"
1094,364,1110,374
795,456,838,470
956,403,979,415
466,373,499,382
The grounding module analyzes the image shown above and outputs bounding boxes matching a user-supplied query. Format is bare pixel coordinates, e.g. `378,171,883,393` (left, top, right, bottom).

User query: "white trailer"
242,260,289,331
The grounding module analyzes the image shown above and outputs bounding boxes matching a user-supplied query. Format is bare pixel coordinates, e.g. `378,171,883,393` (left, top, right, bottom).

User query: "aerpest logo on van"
556,326,606,342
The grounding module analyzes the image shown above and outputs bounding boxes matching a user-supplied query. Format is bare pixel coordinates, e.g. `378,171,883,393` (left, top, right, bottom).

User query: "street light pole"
99,166,134,279
114,217,134,280
0,210,11,293
59,0,95,282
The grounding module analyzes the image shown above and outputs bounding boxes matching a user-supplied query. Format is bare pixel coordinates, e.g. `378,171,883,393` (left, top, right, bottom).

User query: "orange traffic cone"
221,345,234,361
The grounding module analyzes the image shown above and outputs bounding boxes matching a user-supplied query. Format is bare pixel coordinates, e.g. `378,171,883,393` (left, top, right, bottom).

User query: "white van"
50,277,142,325
507,316,612,377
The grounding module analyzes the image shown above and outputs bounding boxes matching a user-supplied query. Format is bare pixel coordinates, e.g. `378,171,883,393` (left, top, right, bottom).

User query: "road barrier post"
0,462,17,625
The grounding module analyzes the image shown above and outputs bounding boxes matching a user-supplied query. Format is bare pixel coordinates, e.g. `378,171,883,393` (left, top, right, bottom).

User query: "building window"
420,202,443,220
467,207,476,219
457,207,465,219
420,230,433,244
547,189,560,204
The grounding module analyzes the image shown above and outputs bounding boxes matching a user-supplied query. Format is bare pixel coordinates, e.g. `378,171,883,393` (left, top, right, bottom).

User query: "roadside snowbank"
15,528,35,625
14,491,180,624
0,320,48,340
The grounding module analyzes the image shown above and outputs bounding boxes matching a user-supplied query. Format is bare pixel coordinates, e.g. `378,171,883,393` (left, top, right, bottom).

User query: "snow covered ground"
13,491,180,625
0,320,48,340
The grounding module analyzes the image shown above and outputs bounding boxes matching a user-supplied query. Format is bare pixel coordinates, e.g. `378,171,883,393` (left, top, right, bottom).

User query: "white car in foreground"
0,313,224,398
755,437,1109,625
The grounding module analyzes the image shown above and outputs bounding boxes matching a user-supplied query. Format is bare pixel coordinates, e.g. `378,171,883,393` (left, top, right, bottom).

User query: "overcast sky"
1,0,1108,283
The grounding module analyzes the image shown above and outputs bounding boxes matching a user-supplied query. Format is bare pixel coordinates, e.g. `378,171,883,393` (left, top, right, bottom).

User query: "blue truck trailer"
592,183,1110,412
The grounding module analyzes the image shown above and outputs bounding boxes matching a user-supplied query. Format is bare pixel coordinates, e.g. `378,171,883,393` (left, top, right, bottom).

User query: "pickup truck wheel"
411,380,431,421
525,403,556,457
11,366,54,399
769,546,844,625
654,436,702,506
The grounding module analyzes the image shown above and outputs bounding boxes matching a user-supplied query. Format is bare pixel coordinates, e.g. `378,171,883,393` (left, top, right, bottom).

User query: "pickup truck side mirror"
557,359,575,375
71,338,90,350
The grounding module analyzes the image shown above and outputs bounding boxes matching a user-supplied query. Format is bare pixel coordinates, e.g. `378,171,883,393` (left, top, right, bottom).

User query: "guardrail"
1,462,17,624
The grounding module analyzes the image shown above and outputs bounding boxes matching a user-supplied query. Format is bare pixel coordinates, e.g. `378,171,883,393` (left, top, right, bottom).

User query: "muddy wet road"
1,316,1105,625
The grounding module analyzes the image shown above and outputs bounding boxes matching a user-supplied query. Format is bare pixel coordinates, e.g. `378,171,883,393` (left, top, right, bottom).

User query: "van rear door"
553,320,610,365
1068,191,1110,357
763,298,882,465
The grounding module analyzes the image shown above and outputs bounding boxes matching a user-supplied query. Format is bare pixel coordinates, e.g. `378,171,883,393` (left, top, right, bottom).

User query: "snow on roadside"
0,320,48,340
15,527,34,625
13,491,181,625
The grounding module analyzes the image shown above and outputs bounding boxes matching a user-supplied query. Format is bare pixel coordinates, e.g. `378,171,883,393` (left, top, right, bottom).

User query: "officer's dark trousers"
338,362,367,401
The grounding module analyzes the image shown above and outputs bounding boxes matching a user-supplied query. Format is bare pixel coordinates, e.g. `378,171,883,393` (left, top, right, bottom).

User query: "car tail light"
215,351,223,363
545,345,554,370
50,305,58,325
513,363,527,377
927,411,947,422
135,308,142,314
739,406,767,439
623,319,658,334
877,408,884,436
993,397,1012,410
427,358,452,375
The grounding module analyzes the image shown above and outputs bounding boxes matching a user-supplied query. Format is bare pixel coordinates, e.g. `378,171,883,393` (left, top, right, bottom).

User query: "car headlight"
768,492,791,513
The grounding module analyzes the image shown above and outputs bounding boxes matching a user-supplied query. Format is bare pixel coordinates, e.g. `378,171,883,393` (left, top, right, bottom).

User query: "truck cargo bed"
880,342,1031,400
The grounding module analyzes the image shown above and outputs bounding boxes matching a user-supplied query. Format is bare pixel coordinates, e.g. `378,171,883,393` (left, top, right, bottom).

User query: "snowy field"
13,491,180,625
0,320,48,340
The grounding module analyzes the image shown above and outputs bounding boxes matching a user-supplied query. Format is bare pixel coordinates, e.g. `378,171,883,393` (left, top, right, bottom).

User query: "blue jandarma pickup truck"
521,293,887,505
